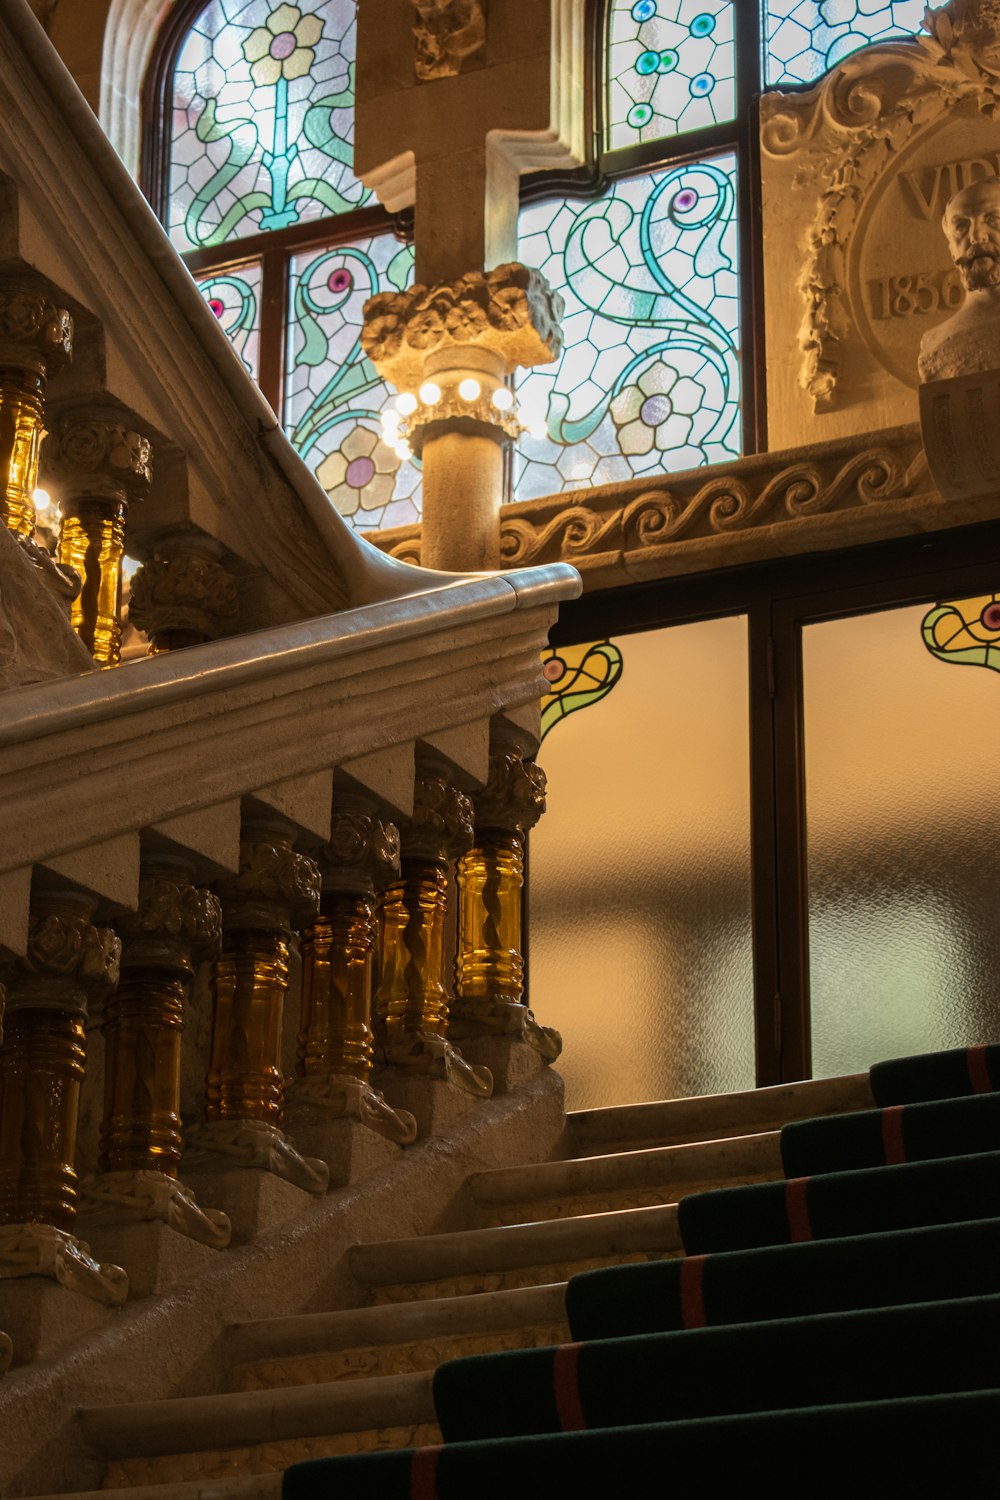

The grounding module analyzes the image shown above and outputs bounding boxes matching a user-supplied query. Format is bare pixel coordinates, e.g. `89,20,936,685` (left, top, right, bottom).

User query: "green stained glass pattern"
169,0,371,253
540,642,625,742
923,594,1000,674
515,158,740,500
285,235,421,531
765,0,925,86
195,260,262,380
606,0,736,151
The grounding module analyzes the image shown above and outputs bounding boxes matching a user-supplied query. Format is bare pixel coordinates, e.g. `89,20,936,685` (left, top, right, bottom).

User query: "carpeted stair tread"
350,1205,681,1292
678,1148,1000,1253
282,1389,1000,1498
467,1131,782,1214
565,1216,1000,1340
870,1042,1000,1105
432,1294,1000,1441
225,1284,569,1372
781,1090,1000,1176
567,1072,872,1156
79,1369,435,1460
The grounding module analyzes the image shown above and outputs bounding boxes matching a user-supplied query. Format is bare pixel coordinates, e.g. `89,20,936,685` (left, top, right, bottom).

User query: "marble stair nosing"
568,1072,873,1156
79,1369,436,1462
225,1281,570,1370
23,1480,282,1500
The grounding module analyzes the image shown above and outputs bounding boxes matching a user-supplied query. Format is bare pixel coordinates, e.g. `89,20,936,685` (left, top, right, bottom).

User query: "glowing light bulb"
396,392,418,416
491,387,514,411
419,381,441,405
32,487,52,511
395,441,413,462
458,378,481,402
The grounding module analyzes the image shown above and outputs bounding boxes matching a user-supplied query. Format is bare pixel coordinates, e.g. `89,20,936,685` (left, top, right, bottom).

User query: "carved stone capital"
381,1030,493,1096
362,263,564,389
449,999,562,1062
475,751,546,835
285,1073,418,1144
0,286,73,374
185,1119,329,1194
412,0,486,79
217,838,321,933
0,1222,127,1305
321,807,401,894
2,906,121,1015
128,550,239,645
44,409,153,504
404,773,475,863
80,1169,231,1248
118,874,222,976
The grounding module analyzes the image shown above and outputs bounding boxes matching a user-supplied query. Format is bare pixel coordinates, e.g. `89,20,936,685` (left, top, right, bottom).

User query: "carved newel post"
376,767,492,1096
128,540,239,654
0,282,72,538
187,827,329,1194
286,800,417,1144
0,891,127,1305
43,409,152,666
82,861,230,1248
452,746,561,1062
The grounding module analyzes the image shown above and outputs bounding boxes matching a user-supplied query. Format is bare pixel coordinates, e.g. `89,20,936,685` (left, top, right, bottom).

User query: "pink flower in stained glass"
316,424,399,517
208,298,225,318
243,5,324,86
543,656,566,683
982,602,1000,631
328,268,353,294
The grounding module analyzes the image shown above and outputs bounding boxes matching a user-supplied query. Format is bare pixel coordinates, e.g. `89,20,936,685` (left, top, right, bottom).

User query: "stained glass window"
195,261,262,381
606,0,736,152
541,641,625,741
515,158,740,499
168,0,370,253
764,0,926,87
923,594,1000,674
285,237,421,529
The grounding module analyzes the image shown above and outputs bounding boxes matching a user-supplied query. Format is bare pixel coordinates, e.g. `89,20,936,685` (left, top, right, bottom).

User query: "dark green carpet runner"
780,1090,1000,1175
869,1042,1000,1104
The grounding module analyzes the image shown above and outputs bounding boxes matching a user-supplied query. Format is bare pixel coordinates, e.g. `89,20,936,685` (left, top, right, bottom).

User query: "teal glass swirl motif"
516,157,740,501
765,0,925,86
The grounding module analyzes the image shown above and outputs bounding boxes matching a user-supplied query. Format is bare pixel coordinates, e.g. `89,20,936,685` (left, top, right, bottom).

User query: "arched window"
142,0,928,528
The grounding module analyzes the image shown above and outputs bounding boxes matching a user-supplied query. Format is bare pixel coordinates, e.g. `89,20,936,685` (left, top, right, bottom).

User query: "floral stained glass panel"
285,235,421,531
169,0,370,253
765,0,925,86
606,0,736,152
195,260,262,380
515,157,741,500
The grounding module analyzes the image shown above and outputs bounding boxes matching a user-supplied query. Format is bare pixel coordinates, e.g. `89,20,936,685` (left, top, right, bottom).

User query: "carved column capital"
320,805,401,894
474,751,546,836
362,263,564,390
43,408,153,505
0,285,73,375
404,772,475,863
118,871,222,977
128,548,239,648
216,834,321,933
412,0,487,79
2,898,121,1015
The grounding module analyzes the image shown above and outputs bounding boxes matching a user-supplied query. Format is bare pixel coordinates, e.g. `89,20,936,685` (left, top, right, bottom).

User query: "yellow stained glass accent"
923,594,1000,673
540,640,624,741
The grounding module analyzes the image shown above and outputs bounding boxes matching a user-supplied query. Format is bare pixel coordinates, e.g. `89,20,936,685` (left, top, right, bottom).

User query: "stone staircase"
23,1067,874,1496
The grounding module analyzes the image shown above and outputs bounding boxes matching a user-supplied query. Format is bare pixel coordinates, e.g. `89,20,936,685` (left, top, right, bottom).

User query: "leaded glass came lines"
195,260,262,379
765,0,925,86
169,0,370,253
515,158,741,500
606,0,736,151
284,236,421,531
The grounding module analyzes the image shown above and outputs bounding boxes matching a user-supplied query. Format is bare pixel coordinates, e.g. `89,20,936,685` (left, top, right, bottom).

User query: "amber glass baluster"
58,497,127,664
299,894,375,1080
206,930,289,1125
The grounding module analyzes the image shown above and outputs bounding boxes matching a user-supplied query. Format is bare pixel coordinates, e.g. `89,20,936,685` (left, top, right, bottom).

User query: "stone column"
0,283,72,538
186,827,329,1195
0,891,127,1305
362,265,563,571
81,861,230,1247
452,747,561,1066
286,799,416,1152
376,767,492,1097
127,539,238,654
44,409,152,666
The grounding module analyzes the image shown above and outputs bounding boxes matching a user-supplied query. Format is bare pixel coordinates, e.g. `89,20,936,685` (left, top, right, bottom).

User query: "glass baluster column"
0,285,72,537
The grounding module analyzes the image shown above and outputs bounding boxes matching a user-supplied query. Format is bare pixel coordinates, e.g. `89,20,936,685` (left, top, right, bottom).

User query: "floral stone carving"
362,263,564,389
322,807,401,893
3,909,121,1014
217,838,322,933
117,874,222,975
128,551,239,644
412,0,487,80
404,772,475,863
474,751,546,835
0,285,72,371
45,411,153,501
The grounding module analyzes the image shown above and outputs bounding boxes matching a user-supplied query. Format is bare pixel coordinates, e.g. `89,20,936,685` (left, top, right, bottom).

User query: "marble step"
25,1480,282,1500
568,1072,874,1156
79,1370,437,1485
228,1282,570,1391
468,1130,784,1226
351,1203,682,1303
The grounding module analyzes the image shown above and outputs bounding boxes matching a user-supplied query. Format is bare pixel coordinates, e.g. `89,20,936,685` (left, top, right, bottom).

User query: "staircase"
15,1067,876,1495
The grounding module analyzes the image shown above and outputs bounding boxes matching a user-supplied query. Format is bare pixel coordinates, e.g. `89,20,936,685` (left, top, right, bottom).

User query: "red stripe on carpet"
410,1445,442,1500
680,1255,708,1328
881,1104,907,1164
553,1343,588,1432
785,1177,813,1242
967,1045,993,1095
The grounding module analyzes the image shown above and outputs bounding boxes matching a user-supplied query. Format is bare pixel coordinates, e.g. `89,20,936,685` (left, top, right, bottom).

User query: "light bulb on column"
458,378,481,402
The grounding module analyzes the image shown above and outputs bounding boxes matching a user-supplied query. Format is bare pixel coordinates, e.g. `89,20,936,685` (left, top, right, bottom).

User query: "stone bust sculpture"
919,176,1000,381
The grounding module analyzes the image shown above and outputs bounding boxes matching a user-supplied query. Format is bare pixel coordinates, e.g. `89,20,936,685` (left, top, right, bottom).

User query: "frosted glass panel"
805,603,1000,1078
530,617,754,1111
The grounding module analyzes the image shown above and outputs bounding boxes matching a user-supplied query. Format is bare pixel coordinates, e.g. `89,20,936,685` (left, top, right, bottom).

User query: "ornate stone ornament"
411,0,487,80
4,909,121,1013
0,286,72,372
474,751,546,835
0,522,92,690
216,838,321,933
285,1073,418,1144
0,1221,128,1306
404,773,475,863
321,808,401,893
118,873,222,974
184,1117,330,1194
380,1029,493,1095
127,550,239,646
80,1169,231,1248
44,410,153,501
919,176,1000,378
